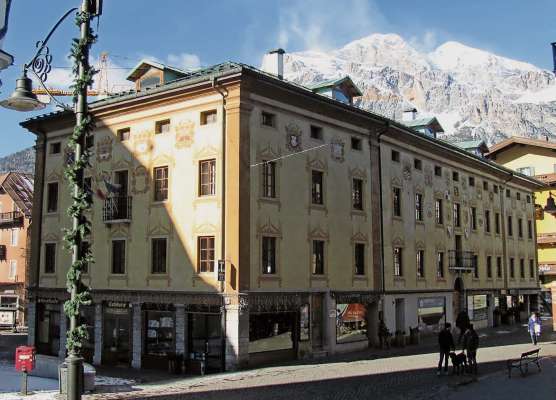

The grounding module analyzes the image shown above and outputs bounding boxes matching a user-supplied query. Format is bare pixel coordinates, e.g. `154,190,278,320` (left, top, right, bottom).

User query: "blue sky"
0,0,554,157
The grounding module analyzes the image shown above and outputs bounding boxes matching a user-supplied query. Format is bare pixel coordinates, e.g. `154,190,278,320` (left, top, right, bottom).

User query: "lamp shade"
0,71,46,112
545,192,556,214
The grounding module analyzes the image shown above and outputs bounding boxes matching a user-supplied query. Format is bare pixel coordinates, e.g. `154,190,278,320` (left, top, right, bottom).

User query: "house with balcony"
0,172,33,328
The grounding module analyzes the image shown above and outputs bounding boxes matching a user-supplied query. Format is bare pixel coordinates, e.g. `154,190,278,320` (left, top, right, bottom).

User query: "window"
199,159,216,196
154,166,169,201
434,165,442,177
197,236,214,273
262,236,276,274
516,166,534,176
453,203,461,227
452,171,459,181
111,240,126,274
471,207,477,230
437,252,444,279
516,192,521,201
10,229,17,246
262,161,276,198
155,119,170,134
311,170,324,205
310,125,323,140
117,128,130,141
49,142,61,154
507,215,513,236
152,238,168,274
81,241,90,274
200,109,217,125
352,178,363,210
8,260,16,279
510,258,515,278
483,181,488,191
393,247,403,277
435,199,443,224
487,256,492,278
485,210,491,233
86,135,94,149
261,111,275,127
493,185,499,194
393,187,401,217
45,243,56,274
518,218,523,238
415,193,423,221
391,150,400,162
496,257,502,278
506,189,511,198
414,158,422,170
473,255,479,278
354,243,365,275
527,220,533,239
46,182,59,213
520,258,525,279
527,195,531,203
468,176,475,187
495,213,501,234
416,250,425,278
351,137,362,150
312,240,325,275
530,259,535,279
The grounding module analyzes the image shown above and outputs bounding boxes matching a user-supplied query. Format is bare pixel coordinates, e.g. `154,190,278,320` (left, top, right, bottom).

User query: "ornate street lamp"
544,192,556,214
1,1,101,399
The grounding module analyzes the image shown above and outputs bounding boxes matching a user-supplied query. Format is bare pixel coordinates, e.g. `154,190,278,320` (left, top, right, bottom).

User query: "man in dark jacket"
437,323,455,375
456,311,470,345
463,324,479,374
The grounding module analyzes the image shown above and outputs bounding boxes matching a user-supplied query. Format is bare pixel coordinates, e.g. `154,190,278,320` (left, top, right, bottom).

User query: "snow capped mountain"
281,33,556,144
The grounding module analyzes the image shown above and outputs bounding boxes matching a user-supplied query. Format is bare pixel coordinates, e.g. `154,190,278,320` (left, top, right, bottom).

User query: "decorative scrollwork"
31,41,53,83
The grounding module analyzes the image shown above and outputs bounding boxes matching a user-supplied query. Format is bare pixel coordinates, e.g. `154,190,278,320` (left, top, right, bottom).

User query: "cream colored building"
22,52,541,372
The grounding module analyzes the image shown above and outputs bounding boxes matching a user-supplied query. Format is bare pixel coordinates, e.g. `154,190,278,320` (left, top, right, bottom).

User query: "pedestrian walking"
456,310,470,345
534,312,542,344
463,324,479,374
437,323,455,376
378,318,390,349
528,312,538,345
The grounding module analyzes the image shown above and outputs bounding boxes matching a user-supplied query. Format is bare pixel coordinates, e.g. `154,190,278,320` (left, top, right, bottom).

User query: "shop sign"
106,301,129,309
217,260,225,282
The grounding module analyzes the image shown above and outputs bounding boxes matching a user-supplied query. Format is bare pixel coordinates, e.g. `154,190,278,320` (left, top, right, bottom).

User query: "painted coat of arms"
96,136,113,162
175,120,195,149
285,122,302,152
330,139,345,162
134,130,153,154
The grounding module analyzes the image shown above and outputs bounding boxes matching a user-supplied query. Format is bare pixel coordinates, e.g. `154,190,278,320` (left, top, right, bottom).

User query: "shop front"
467,294,489,329
143,303,176,370
36,298,60,356
102,301,131,367
417,297,446,334
187,305,223,373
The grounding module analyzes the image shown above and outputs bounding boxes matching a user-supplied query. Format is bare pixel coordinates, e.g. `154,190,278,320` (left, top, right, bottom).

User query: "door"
188,313,223,373
311,294,323,349
114,170,128,195
102,309,131,366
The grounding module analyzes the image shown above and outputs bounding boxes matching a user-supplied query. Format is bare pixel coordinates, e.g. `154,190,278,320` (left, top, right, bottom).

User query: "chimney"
402,107,418,122
552,42,556,75
262,48,285,79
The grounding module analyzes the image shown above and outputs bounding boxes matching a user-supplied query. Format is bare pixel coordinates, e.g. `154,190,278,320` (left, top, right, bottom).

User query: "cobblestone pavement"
82,321,556,400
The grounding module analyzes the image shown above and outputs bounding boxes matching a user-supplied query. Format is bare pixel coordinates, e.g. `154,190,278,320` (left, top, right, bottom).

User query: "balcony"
0,211,23,228
102,196,132,223
448,250,475,272
537,232,556,246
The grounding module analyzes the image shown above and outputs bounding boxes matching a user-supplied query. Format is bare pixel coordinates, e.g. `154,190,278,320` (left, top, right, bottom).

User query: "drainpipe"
211,76,228,372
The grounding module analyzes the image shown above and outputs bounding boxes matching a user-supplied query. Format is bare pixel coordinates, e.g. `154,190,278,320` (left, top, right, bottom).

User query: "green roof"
453,140,487,150
307,76,363,96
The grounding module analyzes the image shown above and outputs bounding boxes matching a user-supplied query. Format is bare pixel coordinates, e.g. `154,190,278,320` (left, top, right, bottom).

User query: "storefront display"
249,312,296,353
143,304,175,369
336,303,367,343
36,300,60,356
102,302,131,366
467,295,488,321
417,297,445,333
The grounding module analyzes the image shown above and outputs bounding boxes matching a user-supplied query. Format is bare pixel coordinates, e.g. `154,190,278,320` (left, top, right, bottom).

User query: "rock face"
0,147,35,174
282,33,556,144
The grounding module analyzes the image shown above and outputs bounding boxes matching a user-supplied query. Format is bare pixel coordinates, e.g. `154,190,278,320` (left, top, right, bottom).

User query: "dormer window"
309,76,362,105
139,75,161,90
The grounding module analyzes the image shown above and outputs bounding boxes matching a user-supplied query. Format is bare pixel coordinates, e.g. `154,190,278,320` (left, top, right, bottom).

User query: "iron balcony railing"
448,250,475,272
102,196,132,223
0,211,23,227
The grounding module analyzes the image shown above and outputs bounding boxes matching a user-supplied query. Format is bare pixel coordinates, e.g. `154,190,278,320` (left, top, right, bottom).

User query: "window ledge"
259,197,280,205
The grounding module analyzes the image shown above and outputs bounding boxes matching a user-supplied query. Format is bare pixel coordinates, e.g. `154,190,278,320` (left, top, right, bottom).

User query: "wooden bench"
507,349,541,378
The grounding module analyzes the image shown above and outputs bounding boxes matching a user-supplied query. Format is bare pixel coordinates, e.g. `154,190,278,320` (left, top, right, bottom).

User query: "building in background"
21,51,541,372
487,137,556,313
453,140,489,158
0,0,13,85
0,172,33,328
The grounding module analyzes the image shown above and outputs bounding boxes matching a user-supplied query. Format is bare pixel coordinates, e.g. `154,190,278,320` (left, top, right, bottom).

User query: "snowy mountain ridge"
282,33,556,144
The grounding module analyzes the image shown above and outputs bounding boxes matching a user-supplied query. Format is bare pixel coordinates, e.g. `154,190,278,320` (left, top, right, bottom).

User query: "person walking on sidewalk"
529,312,542,345
456,310,470,345
463,324,479,374
437,323,455,376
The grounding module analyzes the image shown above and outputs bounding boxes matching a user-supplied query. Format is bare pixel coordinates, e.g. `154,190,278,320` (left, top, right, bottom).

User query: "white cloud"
276,0,389,52
167,53,201,71
409,30,439,53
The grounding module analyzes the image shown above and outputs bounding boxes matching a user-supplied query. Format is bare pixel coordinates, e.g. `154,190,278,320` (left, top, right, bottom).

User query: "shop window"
145,309,175,361
102,303,131,366
467,295,487,323
262,236,276,274
37,303,60,356
47,182,59,213
200,109,217,125
198,236,214,273
312,240,325,275
111,240,126,274
354,243,365,275
249,312,295,353
352,178,363,210
155,119,171,134
435,199,443,224
311,170,324,205
189,313,222,372
418,297,446,334
153,166,169,201
336,303,367,343
152,238,167,274
199,159,216,197
44,243,56,274
262,161,276,198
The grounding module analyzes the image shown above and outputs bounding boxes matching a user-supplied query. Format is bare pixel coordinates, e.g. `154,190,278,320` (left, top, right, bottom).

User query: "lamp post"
1,1,101,399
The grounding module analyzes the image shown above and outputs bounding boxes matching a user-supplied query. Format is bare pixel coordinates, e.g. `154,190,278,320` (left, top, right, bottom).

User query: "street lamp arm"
27,68,72,111
24,7,78,82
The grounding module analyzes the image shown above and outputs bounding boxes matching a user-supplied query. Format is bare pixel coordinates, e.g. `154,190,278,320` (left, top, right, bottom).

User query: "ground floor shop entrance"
188,312,223,373
102,302,131,367
36,300,60,356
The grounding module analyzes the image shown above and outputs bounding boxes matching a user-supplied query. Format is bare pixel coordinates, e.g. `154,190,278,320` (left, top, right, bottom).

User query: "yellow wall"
493,146,556,176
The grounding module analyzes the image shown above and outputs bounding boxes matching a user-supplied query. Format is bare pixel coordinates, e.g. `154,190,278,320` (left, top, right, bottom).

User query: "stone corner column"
26,301,36,346
58,303,67,360
131,302,142,369
92,303,103,366
175,304,185,356
224,295,249,371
